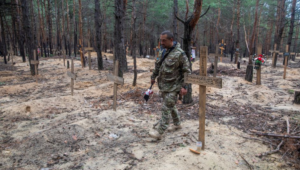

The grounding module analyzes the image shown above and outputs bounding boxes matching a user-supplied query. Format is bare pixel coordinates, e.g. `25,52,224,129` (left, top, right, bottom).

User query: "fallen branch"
258,140,284,157
250,130,300,139
239,154,253,170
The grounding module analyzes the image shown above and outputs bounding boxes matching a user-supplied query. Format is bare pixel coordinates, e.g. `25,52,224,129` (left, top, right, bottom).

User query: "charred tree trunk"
173,0,178,41
132,0,137,86
47,0,53,55
95,0,103,70
78,0,85,67
273,0,286,67
177,0,204,104
73,0,77,58
0,16,7,64
287,0,296,52
22,0,36,75
114,0,128,77
245,0,259,82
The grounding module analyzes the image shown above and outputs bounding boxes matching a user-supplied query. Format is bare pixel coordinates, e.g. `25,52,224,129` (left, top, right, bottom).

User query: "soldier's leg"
171,98,180,126
157,92,177,134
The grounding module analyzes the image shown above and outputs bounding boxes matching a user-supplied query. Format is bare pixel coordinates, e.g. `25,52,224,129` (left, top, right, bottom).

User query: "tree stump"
294,91,300,104
245,65,253,82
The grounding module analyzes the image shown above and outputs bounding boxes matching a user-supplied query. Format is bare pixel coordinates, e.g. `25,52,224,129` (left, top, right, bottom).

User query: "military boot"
167,124,182,132
149,129,162,140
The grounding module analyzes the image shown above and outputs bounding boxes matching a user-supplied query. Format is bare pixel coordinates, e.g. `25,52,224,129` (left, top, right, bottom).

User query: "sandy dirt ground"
0,52,299,170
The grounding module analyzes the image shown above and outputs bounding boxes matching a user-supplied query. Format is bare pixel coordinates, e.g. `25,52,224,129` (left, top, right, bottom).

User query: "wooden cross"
256,44,262,85
186,46,222,153
85,43,94,70
107,60,124,111
218,39,226,62
283,45,289,79
30,50,39,83
153,40,160,59
213,45,222,77
271,44,280,67
67,58,76,96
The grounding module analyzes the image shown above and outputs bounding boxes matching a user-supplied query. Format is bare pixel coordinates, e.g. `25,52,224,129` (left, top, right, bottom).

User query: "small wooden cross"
218,39,226,62
153,40,160,59
186,46,222,153
67,58,76,96
107,60,124,111
30,50,39,83
213,45,222,77
283,45,289,79
271,44,280,67
85,43,94,70
256,44,262,85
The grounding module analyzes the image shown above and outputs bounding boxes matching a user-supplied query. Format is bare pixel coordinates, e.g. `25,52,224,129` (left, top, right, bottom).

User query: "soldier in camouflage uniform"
149,31,191,139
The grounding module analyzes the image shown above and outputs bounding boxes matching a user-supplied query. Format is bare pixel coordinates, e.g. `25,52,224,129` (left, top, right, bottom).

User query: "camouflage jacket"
151,42,191,92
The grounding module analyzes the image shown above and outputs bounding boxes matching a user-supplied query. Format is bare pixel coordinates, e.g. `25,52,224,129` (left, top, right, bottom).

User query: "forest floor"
0,52,300,170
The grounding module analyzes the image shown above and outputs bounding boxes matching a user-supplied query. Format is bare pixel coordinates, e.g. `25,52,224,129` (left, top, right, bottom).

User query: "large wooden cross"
186,46,222,153
67,58,76,96
256,44,262,85
107,60,124,111
85,44,94,70
30,50,39,83
218,39,226,62
283,45,289,79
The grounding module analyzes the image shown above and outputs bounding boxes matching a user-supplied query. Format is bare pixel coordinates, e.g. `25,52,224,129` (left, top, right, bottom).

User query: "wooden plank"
67,71,76,79
30,60,39,65
113,61,119,111
85,47,94,51
107,74,124,85
199,46,207,150
71,58,74,96
283,45,289,79
290,52,295,55
184,73,222,88
214,56,218,78
88,51,91,70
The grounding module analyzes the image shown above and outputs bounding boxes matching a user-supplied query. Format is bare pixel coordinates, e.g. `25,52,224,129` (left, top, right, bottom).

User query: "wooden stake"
67,58,76,96
113,61,119,111
283,45,289,79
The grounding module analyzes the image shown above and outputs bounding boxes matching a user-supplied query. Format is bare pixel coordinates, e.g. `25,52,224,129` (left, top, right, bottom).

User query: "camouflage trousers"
157,91,181,134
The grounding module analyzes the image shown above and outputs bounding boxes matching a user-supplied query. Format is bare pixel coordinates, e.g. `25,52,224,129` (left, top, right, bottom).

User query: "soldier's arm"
151,60,161,80
179,52,191,87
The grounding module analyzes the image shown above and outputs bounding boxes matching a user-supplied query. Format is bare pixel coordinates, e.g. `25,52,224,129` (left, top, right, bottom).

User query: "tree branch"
175,14,185,24
200,5,210,18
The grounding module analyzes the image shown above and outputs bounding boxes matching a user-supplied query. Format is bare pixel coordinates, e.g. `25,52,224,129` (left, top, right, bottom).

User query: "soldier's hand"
151,79,155,85
180,88,187,96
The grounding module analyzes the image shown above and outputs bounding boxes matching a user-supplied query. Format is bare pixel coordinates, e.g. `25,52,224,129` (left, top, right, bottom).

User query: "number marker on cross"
107,60,124,111
187,46,222,154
